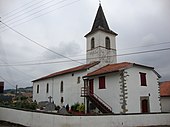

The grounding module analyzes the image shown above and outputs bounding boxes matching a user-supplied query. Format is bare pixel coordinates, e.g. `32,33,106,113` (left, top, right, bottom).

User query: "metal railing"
81,87,112,112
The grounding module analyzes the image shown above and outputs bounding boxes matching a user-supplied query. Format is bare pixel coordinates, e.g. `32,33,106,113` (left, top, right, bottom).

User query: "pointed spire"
85,4,117,37
91,4,110,31
99,0,101,6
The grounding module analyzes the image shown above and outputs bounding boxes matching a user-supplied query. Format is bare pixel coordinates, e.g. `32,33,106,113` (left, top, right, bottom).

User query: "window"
105,37,110,49
99,76,105,89
37,85,39,94
77,76,81,84
46,83,49,93
140,72,147,86
61,97,64,103
91,37,95,49
89,79,94,94
60,81,63,93
0,82,4,93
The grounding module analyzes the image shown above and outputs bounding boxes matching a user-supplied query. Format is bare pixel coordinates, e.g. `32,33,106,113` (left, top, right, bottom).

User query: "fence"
0,106,170,127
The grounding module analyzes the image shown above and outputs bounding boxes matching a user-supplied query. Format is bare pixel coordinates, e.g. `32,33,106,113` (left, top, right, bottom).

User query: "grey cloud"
42,41,82,59
0,0,170,89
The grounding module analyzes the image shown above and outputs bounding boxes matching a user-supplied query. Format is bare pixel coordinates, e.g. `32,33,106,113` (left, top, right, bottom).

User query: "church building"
32,4,161,114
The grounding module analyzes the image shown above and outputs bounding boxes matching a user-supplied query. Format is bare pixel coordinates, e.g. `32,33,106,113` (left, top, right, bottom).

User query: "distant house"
32,4,161,114
160,81,170,112
0,82,4,93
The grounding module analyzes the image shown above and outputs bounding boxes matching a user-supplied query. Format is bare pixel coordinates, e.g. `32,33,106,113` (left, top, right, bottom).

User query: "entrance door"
89,79,94,95
141,98,149,113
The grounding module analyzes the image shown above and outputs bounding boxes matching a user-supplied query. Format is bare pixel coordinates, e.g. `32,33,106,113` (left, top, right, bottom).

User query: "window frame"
105,37,110,49
46,83,49,93
99,76,106,89
140,96,150,113
61,97,64,103
139,72,147,86
77,76,81,84
60,81,64,93
37,85,39,94
91,37,95,49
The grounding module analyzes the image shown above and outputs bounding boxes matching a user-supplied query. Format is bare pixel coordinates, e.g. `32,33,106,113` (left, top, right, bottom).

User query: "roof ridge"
32,61,100,82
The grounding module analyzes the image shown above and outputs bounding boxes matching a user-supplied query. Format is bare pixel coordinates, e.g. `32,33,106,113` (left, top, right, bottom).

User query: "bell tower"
85,4,118,67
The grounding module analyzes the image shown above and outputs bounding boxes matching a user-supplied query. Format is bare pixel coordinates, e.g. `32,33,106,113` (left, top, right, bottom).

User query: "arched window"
60,81,63,93
91,37,95,49
37,85,39,94
105,37,110,49
61,97,64,103
46,83,49,93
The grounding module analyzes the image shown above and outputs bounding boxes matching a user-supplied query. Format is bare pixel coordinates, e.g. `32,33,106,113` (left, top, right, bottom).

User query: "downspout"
52,78,54,102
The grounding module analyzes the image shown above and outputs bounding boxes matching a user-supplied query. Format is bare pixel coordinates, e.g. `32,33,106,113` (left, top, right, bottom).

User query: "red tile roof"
160,81,170,97
32,61,100,82
85,62,133,77
85,62,157,77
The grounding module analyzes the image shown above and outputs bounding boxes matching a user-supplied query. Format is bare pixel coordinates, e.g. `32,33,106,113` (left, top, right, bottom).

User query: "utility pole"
16,85,18,96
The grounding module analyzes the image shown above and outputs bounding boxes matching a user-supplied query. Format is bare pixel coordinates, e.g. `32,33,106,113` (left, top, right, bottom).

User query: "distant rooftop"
160,81,170,97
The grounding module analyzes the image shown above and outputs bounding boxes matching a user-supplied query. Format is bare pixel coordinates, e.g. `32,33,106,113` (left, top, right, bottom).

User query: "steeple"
91,4,110,31
85,4,117,37
85,4,117,66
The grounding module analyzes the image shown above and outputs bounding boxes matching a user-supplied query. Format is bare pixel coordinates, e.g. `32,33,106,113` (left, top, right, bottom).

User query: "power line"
0,53,85,65
0,58,35,79
1,0,40,18
118,47,170,56
0,46,170,67
0,58,85,67
0,40,169,65
118,41,170,51
0,75,16,88
1,20,170,66
0,21,84,65
2,0,69,23
0,0,81,32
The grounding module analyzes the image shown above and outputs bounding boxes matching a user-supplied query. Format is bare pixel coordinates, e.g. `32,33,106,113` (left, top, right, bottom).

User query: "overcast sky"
0,0,170,89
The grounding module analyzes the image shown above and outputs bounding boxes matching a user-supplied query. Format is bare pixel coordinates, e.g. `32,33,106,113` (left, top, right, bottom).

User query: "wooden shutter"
140,72,147,86
99,76,105,89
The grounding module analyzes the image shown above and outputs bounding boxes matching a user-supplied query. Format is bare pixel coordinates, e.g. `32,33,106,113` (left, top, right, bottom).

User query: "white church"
32,5,161,114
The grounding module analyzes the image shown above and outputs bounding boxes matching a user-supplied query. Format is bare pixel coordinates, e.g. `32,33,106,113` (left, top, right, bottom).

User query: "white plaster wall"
0,107,170,127
86,31,116,50
33,70,87,107
33,79,53,103
161,97,170,112
126,67,161,113
86,30,117,64
0,108,32,126
91,72,121,113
